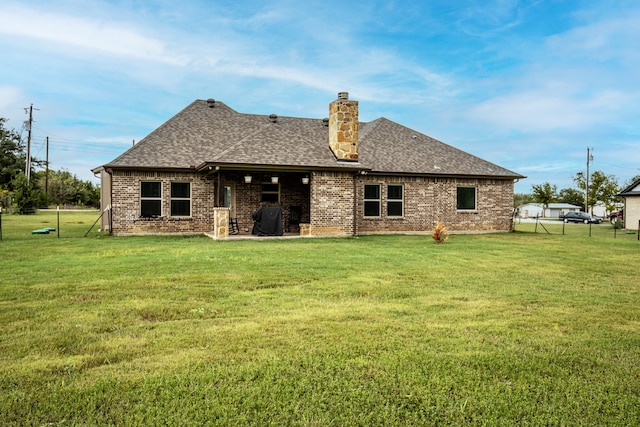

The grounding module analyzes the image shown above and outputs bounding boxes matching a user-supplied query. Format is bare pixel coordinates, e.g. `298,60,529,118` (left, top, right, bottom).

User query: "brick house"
92,92,524,238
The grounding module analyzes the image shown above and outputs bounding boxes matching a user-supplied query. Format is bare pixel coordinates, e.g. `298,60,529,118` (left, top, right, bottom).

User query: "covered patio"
200,166,312,238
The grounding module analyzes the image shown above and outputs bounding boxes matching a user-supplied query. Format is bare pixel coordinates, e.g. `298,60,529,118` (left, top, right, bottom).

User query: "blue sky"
1,0,639,193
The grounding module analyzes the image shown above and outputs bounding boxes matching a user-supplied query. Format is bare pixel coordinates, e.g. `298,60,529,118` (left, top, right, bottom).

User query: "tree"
0,118,26,191
574,171,619,214
78,180,100,208
531,182,557,210
42,170,100,207
45,170,78,206
514,192,534,208
624,173,640,188
12,173,41,214
1,117,99,210
557,187,584,207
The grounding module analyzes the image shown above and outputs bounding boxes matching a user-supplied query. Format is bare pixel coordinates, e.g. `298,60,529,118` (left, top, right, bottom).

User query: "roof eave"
196,161,370,174
100,165,197,172
364,170,525,180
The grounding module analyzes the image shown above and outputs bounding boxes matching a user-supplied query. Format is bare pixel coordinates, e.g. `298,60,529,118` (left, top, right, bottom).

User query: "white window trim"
456,186,477,211
364,183,381,218
140,181,162,217
386,184,404,218
170,181,192,217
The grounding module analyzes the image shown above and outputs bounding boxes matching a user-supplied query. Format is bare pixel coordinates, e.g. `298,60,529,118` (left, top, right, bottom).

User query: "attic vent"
269,113,278,123
206,98,215,108
322,118,329,127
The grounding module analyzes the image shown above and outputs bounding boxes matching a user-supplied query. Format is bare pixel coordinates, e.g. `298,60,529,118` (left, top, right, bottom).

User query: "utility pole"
25,104,33,182
585,147,593,214
23,104,39,182
45,136,49,196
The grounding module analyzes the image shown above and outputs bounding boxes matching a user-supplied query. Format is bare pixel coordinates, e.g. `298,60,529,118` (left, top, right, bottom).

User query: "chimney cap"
206,98,215,107
337,92,349,100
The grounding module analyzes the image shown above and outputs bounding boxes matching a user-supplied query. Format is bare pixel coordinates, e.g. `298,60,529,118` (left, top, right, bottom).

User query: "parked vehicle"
609,210,624,224
558,211,603,224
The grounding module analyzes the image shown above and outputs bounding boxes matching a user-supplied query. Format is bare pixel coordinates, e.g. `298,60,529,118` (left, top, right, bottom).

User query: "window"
364,184,381,217
457,187,476,210
261,183,279,203
387,185,403,217
140,181,161,217
171,182,191,216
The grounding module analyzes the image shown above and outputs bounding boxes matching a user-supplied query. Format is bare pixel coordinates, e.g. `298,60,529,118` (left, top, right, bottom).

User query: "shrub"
613,217,624,229
432,221,448,244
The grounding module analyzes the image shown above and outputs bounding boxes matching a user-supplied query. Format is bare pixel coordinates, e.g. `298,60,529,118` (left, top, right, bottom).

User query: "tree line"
0,118,99,213
516,170,639,215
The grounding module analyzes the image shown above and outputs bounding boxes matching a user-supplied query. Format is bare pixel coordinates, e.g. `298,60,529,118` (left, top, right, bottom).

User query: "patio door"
223,183,236,218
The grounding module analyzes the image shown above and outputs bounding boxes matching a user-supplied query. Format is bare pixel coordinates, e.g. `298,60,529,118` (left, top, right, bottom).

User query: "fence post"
0,207,3,241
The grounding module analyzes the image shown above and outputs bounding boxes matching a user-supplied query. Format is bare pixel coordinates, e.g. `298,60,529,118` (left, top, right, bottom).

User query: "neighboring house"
92,92,524,238
618,178,640,230
519,203,581,219
590,202,608,219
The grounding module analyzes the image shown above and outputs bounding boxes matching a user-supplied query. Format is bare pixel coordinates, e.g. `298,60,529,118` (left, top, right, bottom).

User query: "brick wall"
308,171,355,235
354,175,515,234
109,169,515,236
110,170,215,235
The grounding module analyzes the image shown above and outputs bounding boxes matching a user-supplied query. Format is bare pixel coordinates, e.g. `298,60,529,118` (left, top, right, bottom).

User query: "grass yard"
1,211,639,426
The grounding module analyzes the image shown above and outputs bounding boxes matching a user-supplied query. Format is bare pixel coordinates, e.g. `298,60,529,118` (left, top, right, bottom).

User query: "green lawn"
1,211,639,426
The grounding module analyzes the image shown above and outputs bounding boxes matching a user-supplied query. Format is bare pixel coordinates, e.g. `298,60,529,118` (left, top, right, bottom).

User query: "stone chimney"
328,92,359,161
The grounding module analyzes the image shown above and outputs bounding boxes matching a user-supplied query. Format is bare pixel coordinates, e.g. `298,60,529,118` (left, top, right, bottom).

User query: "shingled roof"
618,178,640,197
99,99,523,179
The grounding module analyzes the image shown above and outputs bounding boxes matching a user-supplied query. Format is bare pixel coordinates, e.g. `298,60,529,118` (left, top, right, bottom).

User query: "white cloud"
454,0,528,36
2,2,455,111
0,86,23,110
465,7,640,134
2,5,187,65
2,0,638,191
470,87,628,132
0,86,30,131
546,15,640,60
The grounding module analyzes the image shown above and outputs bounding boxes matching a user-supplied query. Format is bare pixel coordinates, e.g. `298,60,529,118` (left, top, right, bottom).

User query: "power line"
30,138,126,153
30,127,133,151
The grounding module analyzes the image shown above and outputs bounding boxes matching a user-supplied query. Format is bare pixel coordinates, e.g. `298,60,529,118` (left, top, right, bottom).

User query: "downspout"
620,195,627,229
106,168,113,234
352,173,358,237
